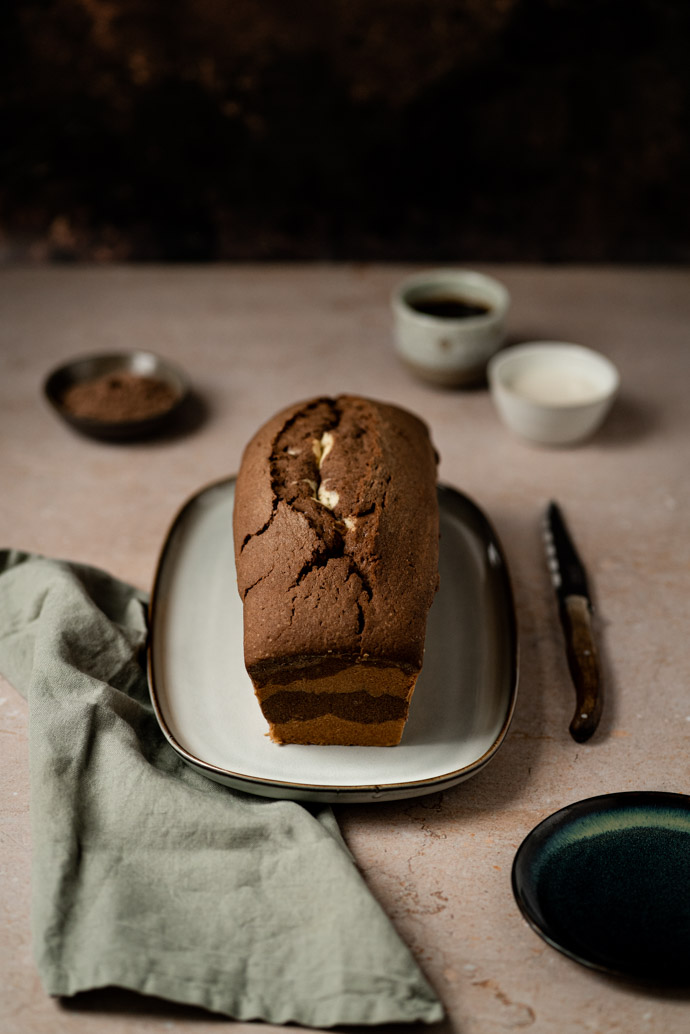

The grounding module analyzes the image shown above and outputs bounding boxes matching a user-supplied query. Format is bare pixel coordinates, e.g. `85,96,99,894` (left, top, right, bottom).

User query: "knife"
543,501,602,742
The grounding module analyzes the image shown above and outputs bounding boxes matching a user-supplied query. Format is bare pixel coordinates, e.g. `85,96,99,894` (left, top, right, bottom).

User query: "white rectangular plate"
147,479,518,803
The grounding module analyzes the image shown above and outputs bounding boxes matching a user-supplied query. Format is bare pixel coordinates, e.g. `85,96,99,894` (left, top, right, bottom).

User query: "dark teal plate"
512,792,690,986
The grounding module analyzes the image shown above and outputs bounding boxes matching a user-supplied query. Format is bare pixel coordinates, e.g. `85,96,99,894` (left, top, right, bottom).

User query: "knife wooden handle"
561,594,602,743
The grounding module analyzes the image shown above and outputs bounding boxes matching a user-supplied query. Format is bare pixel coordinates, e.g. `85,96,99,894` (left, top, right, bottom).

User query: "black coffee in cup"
408,295,491,319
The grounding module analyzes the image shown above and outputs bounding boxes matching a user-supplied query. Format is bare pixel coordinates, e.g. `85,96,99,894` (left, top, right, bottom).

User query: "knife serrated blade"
543,502,602,742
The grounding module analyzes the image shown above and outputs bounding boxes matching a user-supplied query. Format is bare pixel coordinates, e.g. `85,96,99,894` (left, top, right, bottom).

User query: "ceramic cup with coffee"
391,269,510,387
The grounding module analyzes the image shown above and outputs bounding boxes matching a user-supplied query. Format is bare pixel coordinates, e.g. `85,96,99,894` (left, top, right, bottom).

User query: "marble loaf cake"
232,395,440,746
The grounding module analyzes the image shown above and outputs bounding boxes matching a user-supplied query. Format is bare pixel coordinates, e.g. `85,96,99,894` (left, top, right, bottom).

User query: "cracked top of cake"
233,395,439,676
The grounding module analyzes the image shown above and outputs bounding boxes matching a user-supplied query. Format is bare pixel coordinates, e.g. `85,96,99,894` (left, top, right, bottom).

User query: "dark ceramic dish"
44,351,190,442
512,791,690,986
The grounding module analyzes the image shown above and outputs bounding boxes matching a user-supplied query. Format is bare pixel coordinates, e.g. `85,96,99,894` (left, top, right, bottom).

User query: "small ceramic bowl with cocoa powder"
44,351,190,441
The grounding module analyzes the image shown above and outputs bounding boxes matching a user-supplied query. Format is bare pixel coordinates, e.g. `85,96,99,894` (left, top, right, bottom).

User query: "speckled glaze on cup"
392,269,510,387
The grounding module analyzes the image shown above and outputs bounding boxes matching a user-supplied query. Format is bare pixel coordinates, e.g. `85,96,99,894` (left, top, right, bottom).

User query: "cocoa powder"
62,371,180,422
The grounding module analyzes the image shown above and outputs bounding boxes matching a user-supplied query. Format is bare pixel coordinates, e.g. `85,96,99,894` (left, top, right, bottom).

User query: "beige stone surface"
1,264,689,1033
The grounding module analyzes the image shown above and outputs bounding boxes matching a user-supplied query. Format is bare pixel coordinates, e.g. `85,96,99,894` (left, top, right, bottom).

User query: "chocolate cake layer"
261,690,407,724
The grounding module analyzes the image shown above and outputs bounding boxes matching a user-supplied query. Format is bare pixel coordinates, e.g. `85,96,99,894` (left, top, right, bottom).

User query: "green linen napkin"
0,549,443,1028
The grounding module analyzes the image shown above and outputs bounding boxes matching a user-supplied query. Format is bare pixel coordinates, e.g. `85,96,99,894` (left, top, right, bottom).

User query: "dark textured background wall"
2,0,689,263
